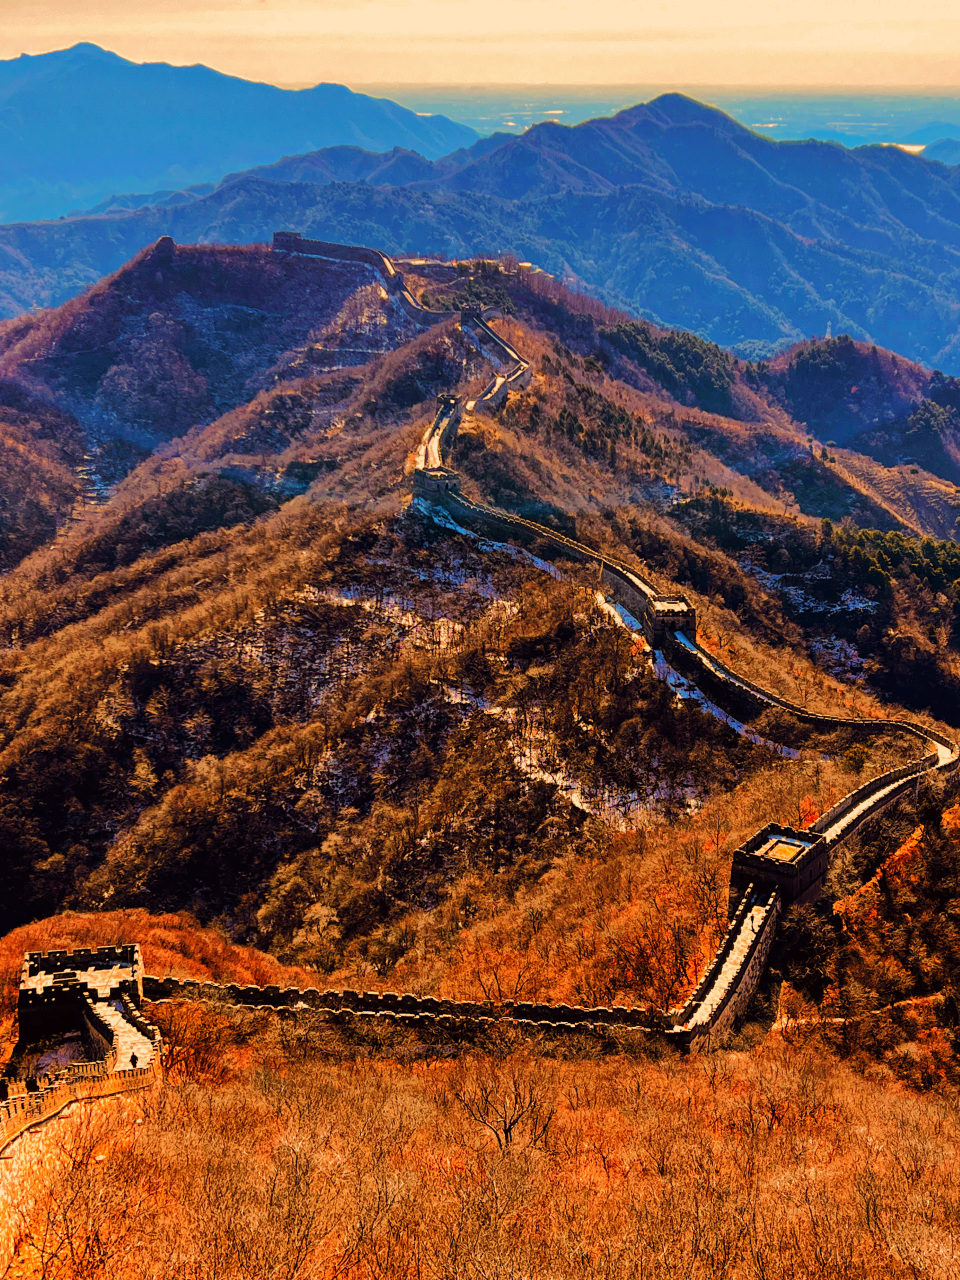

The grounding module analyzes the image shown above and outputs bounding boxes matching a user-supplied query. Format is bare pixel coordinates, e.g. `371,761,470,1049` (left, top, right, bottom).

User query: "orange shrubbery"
780,804,960,1086
6,1020,960,1279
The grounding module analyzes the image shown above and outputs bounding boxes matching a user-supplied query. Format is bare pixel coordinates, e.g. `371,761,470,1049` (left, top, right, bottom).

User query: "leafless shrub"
447,1049,556,1151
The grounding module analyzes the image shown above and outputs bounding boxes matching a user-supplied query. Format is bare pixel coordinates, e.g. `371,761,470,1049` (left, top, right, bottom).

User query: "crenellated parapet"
667,886,781,1053
1,943,161,1154
141,974,661,1038
24,943,141,978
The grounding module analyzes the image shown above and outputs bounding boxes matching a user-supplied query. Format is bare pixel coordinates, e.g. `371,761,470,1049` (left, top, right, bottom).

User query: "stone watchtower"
729,825,829,910
413,467,462,499
13,945,144,1049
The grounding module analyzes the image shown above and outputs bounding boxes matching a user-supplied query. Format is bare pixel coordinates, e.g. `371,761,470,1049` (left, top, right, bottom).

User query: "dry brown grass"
5,1022,960,1279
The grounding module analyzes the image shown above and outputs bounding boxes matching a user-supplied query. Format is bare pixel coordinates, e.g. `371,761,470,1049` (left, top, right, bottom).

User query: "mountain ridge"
4,94,960,369
0,42,477,223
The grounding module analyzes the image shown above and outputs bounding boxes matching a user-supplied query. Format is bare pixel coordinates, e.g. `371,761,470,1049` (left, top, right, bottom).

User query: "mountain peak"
61,41,118,57
642,93,745,131
3,42,123,68
0,50,477,222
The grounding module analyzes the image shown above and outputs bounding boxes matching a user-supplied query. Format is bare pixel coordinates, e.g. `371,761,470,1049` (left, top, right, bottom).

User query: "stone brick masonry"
5,236,957,1159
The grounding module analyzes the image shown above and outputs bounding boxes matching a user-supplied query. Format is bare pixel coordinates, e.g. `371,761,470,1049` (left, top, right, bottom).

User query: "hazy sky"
4,1,960,88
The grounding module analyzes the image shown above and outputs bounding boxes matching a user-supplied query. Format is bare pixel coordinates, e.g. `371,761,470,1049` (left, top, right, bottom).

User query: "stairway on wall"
680,891,779,1031
96,1004,154,1071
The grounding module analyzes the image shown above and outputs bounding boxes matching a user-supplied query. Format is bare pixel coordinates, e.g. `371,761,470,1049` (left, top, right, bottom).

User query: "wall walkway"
5,234,957,1168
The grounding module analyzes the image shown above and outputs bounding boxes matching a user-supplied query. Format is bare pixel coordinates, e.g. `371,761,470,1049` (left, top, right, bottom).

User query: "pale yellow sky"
4,1,960,87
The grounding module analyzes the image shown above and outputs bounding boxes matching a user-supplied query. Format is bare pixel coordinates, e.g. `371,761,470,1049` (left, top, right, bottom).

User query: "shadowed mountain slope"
4,95,960,369
0,239,405,452
0,43,477,224
926,138,960,165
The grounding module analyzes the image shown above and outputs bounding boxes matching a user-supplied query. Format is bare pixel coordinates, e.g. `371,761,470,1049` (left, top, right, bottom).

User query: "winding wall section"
165,233,957,1052
4,234,956,1168
303,228,954,1049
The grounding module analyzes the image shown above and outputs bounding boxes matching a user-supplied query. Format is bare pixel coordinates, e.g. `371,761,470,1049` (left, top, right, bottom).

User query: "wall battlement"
402,246,957,1048
18,944,144,1037
1,943,161,1156
25,944,139,976
141,974,660,1039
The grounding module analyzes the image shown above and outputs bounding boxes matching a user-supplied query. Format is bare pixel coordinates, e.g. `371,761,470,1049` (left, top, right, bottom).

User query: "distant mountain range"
5,92,960,370
0,43,477,223
926,138,960,166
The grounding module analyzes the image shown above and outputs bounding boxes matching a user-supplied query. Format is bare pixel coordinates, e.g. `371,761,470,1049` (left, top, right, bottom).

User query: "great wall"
0,946,161,1153
1,232,957,1162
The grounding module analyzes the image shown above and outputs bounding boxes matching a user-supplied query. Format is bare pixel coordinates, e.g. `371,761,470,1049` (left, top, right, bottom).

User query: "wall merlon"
9,226,956,1165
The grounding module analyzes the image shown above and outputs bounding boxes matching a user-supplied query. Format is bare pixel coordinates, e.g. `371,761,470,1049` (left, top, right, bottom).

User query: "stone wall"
406,274,957,1050
78,996,116,1064
17,945,143,1041
142,974,661,1041
24,944,140,980
427,485,698,648
272,232,453,325
677,890,781,1053
460,313,532,413
0,1056,159,1156
670,630,957,907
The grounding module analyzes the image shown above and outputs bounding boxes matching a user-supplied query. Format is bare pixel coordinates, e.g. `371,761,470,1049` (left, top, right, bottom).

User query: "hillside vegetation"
5,901,960,1277
0,245,955,1008
5,242,960,1272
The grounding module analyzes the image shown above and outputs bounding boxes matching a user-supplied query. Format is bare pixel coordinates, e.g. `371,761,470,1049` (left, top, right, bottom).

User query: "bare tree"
450,1051,556,1151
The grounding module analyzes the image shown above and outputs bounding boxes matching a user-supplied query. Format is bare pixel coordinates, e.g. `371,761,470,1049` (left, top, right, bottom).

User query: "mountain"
925,138,960,165
6,242,960,1269
2,244,960,1247
2,242,960,839
0,236,389,452
903,120,960,146
0,43,476,223
5,95,960,371
0,237,954,930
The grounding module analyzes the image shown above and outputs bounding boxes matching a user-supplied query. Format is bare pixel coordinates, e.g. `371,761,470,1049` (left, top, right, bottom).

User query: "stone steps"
95,1003,154,1071
689,908,765,1025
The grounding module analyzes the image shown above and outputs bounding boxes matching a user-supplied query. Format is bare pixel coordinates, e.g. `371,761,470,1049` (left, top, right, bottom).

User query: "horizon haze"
3,1,960,88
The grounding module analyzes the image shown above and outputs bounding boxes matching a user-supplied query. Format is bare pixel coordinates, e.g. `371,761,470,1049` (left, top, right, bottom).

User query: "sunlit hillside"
4,240,960,1275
